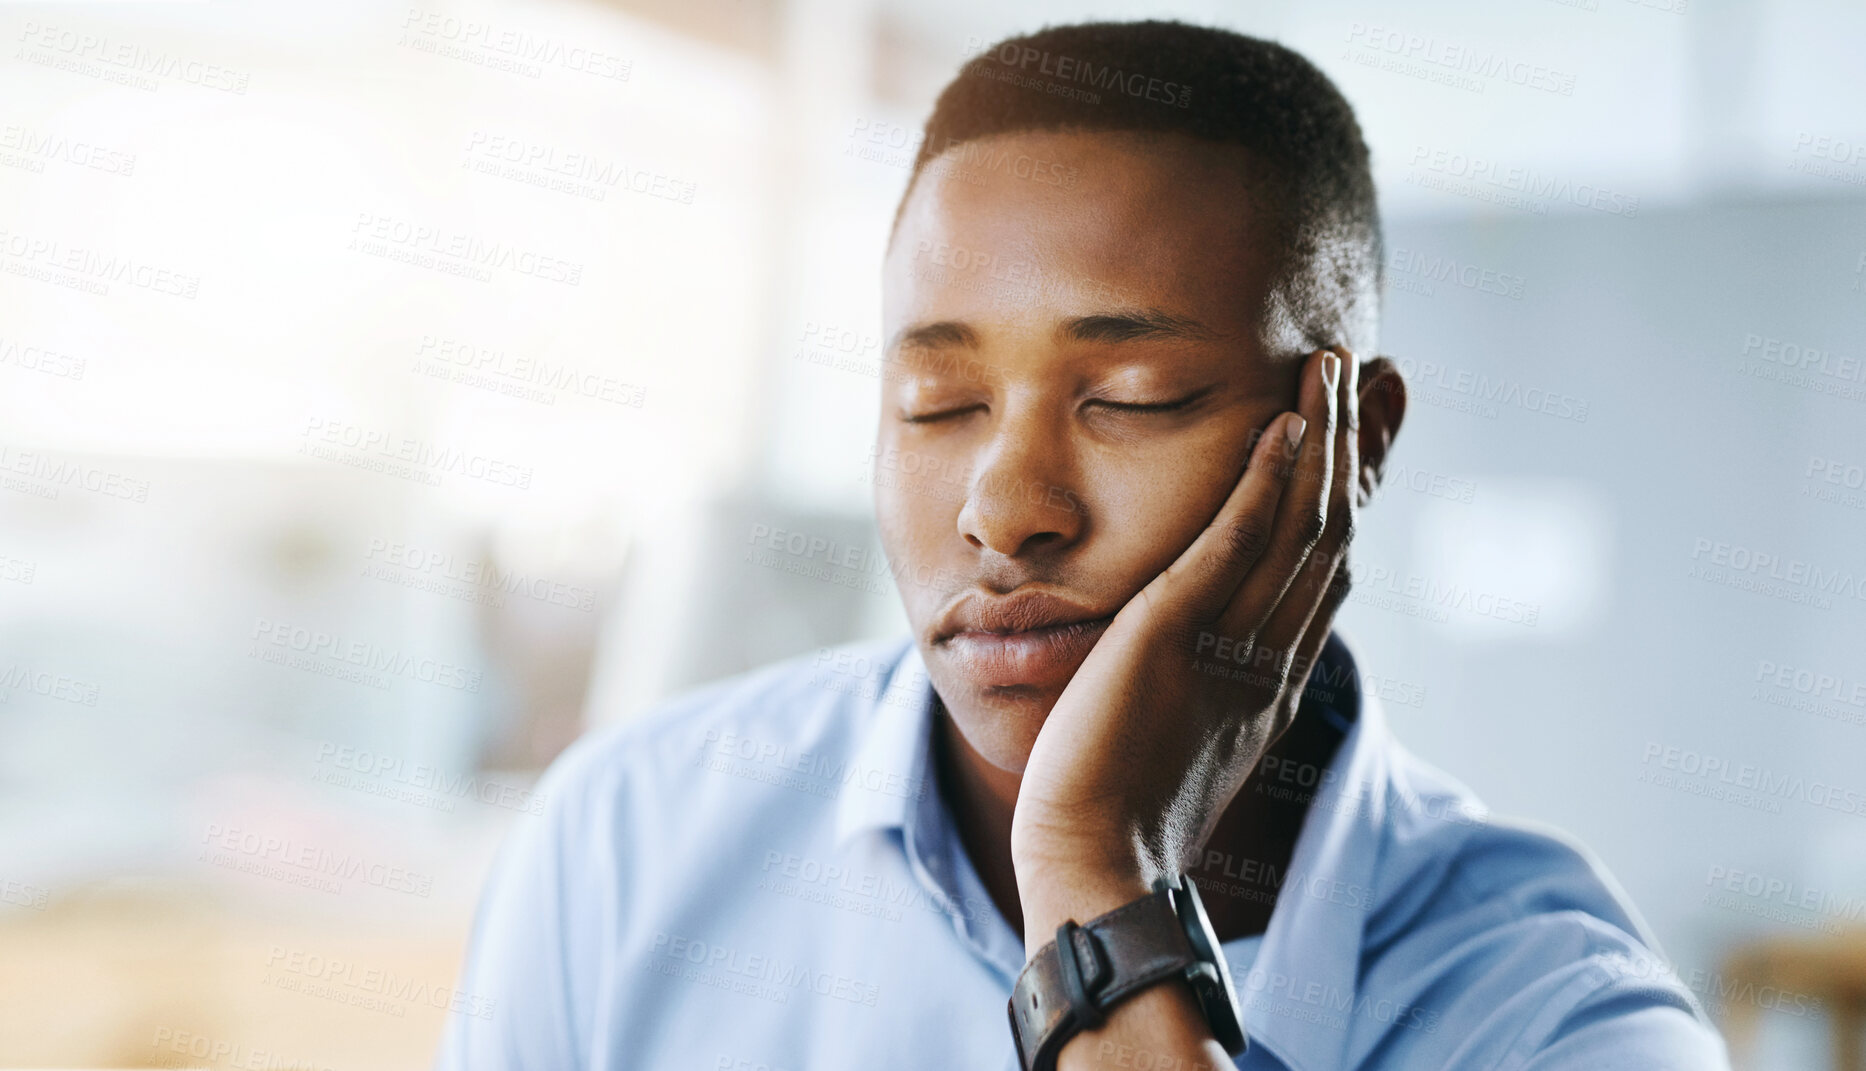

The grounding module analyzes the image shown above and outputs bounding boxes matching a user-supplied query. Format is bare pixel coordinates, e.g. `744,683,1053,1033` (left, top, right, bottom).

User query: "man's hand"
1010,346,1362,941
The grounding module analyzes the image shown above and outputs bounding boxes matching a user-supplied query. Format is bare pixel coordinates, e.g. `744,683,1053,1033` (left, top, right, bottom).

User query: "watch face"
1181,876,1247,1053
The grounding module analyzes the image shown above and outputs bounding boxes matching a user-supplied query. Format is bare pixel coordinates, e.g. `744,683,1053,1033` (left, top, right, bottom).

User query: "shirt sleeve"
434,744,613,1071
1514,979,1732,1071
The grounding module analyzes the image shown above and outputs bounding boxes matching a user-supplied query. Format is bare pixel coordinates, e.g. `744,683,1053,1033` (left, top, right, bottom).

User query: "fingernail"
1321,352,1341,392
1283,414,1307,451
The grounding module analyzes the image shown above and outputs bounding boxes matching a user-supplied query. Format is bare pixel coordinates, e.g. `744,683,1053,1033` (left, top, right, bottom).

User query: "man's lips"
934,589,1116,688
934,588,1112,640
940,617,1114,690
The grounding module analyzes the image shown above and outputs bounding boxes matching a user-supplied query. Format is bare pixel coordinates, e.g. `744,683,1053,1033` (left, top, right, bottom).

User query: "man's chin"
933,675,1061,775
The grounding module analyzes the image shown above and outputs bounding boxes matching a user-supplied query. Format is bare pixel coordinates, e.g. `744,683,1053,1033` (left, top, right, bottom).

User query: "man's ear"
1355,356,1407,508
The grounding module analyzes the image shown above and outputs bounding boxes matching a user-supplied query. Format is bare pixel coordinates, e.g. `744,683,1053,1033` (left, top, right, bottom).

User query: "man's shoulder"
1352,740,1719,1065
1369,743,1656,957
531,634,920,829
1371,745,1628,932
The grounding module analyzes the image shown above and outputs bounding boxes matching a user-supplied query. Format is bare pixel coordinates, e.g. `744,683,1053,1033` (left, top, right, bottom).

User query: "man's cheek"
872,489,952,613
1109,449,1242,575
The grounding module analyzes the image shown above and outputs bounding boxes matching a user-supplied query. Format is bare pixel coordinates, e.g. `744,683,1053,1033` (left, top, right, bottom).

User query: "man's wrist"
1056,983,1231,1071
1008,868,1238,1071
1015,862,1155,958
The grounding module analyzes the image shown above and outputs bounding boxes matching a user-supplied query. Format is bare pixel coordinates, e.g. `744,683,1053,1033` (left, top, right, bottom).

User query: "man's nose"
955,418,1084,557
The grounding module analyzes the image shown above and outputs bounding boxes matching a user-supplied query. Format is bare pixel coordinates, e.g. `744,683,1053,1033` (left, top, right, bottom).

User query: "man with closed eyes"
440,20,1729,1071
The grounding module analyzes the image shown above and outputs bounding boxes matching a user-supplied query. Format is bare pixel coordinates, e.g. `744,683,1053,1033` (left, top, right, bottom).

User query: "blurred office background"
1,0,1862,1067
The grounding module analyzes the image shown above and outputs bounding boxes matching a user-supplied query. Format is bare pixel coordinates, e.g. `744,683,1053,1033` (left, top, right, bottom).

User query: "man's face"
877,129,1304,775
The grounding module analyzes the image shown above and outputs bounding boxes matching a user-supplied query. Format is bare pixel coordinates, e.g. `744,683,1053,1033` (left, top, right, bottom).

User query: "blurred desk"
1723,931,1866,1071
0,884,474,1069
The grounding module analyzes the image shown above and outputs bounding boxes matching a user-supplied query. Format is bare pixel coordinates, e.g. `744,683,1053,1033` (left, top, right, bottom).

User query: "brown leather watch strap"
1007,886,1200,1071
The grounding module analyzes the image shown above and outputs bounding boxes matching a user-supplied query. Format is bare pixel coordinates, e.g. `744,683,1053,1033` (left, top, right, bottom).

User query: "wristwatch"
1007,873,1246,1071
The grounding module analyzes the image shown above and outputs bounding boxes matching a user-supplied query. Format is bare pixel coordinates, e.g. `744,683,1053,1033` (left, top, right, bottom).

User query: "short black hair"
897,19,1382,356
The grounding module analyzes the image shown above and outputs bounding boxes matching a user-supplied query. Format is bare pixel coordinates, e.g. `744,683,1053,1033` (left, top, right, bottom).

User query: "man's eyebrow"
887,320,979,354
1060,308,1219,344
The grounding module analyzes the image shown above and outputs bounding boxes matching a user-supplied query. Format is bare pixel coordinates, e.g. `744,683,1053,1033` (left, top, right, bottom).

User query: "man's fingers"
1214,348,1341,639
1287,552,1354,714
1249,351,1361,656
1149,408,1307,621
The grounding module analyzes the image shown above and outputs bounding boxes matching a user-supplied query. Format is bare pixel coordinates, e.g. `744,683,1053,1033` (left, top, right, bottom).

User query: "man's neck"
931,696,1349,946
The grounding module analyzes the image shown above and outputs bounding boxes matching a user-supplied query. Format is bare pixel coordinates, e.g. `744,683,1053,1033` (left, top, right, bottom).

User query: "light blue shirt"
437,633,1729,1070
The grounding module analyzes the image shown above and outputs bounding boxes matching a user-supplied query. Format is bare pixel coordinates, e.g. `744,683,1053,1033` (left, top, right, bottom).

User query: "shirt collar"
831,637,935,849
830,632,1408,1071
1240,630,1389,1071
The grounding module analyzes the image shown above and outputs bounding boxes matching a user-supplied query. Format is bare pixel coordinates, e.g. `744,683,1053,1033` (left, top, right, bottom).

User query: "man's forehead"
886,307,1225,359
883,130,1278,344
